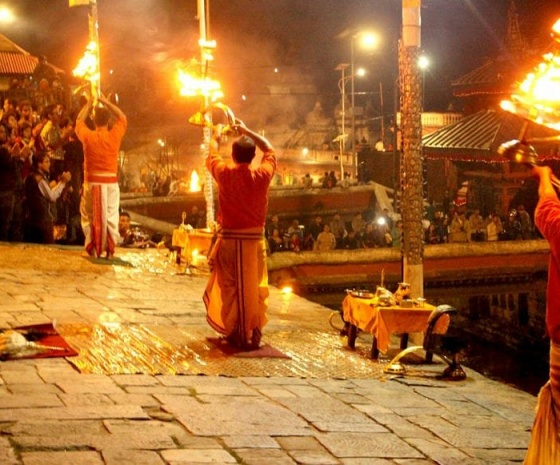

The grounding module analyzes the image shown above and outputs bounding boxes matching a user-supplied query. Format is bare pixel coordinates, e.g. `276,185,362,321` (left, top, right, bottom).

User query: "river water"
300,282,549,396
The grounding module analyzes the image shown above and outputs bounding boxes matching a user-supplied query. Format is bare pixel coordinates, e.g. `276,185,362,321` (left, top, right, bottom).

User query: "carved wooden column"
400,0,424,297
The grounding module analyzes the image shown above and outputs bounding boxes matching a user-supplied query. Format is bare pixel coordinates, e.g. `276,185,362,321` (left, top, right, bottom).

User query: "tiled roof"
451,52,542,98
0,34,64,76
422,109,560,162
0,52,38,75
0,34,30,54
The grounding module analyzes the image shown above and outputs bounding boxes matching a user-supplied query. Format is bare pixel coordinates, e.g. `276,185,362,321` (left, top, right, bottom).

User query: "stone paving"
0,242,538,464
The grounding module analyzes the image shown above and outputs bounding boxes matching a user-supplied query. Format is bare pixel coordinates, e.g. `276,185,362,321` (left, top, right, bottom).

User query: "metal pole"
340,69,346,181
400,0,424,298
88,0,100,102
197,0,215,228
351,37,356,179
380,81,385,145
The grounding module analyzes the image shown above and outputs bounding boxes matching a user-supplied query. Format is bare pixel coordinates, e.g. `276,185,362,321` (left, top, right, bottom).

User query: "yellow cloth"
524,342,560,464
342,295,448,353
203,228,269,347
172,227,190,250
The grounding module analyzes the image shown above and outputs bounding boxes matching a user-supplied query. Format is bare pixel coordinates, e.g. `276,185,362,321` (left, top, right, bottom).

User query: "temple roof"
0,34,63,76
450,54,539,98
422,109,560,162
450,0,540,99
0,34,37,75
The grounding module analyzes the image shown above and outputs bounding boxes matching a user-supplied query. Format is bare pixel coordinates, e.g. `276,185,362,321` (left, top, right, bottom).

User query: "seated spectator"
449,210,470,243
186,206,204,229
23,152,71,244
391,220,403,248
268,228,286,254
503,210,522,241
329,213,346,249
320,171,330,188
287,232,301,252
266,214,285,239
152,175,171,197
302,173,313,189
434,211,448,243
315,224,337,251
425,223,441,244
341,229,363,250
469,208,485,241
517,204,533,239
327,170,337,188
362,223,378,248
118,210,163,248
301,231,315,251
287,218,303,239
351,212,366,238
487,213,503,242
307,215,324,241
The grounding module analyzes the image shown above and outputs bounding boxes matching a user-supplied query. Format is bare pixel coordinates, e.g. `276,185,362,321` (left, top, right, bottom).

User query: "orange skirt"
203,227,269,347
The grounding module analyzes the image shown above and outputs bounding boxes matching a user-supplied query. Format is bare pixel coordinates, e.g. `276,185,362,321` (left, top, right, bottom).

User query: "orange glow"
73,41,99,82
553,18,560,42
189,170,201,192
501,19,560,130
502,53,560,130
177,69,223,101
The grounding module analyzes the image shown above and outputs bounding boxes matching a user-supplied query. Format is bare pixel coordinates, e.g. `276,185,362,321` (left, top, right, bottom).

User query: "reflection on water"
302,282,549,396
460,336,548,396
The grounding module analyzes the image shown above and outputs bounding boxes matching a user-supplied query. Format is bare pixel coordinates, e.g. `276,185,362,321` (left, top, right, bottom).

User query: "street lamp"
335,63,350,181
418,54,430,109
0,6,15,25
350,32,379,178
336,64,368,181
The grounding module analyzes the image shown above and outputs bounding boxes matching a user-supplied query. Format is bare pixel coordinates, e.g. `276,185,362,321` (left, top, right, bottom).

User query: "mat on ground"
0,323,77,360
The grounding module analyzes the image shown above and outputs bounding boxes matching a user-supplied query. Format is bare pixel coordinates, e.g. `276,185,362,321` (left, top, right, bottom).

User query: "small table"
342,295,449,359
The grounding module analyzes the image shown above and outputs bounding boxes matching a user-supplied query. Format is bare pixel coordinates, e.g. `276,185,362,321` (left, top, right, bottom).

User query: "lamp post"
335,63,349,181
400,0,424,298
349,32,379,179
197,0,215,228
351,38,356,178
418,54,430,109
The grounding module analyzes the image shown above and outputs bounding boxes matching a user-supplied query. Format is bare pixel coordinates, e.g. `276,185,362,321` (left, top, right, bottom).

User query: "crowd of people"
0,93,127,259
427,203,535,244
0,96,85,245
265,209,399,255
264,201,538,256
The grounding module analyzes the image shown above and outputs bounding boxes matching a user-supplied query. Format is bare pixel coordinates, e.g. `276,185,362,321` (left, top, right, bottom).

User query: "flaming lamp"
499,17,560,172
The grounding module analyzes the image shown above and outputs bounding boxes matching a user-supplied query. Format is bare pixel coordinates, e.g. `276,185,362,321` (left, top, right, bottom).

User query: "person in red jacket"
75,94,127,259
525,164,560,464
203,121,276,350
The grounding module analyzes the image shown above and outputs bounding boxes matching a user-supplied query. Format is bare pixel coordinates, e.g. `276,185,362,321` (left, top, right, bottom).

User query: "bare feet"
250,328,262,350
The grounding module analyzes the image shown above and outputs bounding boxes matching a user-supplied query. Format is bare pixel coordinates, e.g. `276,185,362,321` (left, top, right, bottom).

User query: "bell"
384,361,407,375
188,111,210,127
497,139,538,166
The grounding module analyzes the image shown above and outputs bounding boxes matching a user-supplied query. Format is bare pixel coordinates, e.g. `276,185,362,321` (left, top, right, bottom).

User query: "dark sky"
3,0,560,119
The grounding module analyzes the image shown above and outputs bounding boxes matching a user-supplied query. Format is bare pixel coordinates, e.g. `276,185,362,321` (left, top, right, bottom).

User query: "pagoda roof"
451,52,542,98
0,34,63,76
422,109,560,162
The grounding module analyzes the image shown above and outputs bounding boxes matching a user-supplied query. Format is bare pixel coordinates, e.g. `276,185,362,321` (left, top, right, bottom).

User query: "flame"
500,18,560,130
177,69,223,101
189,169,201,192
553,18,560,42
73,41,99,82
199,38,217,62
